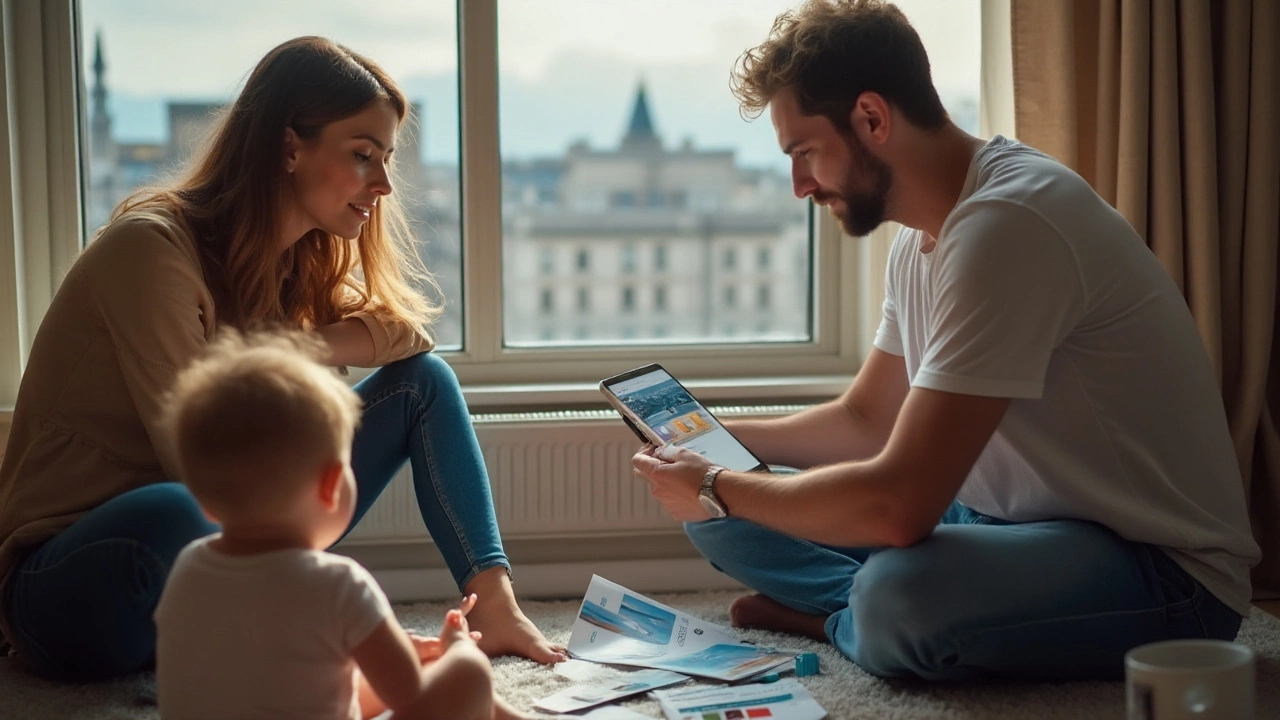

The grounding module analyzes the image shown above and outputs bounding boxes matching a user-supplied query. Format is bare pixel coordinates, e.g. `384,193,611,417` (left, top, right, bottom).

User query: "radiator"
342,407,803,544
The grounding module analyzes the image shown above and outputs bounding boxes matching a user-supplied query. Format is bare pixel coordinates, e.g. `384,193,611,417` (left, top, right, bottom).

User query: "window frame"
0,0,1013,413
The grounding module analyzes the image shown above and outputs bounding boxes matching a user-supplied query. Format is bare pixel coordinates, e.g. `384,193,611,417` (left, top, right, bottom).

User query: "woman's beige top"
0,208,434,644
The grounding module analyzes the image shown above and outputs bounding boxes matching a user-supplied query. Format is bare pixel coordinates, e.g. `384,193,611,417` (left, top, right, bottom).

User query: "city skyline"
79,0,981,171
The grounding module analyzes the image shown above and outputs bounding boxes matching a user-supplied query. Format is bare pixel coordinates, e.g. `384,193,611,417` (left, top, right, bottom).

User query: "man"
632,0,1260,681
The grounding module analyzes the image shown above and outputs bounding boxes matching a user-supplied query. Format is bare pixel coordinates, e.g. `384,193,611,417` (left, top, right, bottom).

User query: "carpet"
3,590,1279,719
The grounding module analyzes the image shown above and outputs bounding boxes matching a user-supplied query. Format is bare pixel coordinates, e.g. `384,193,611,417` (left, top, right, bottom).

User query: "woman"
0,36,563,680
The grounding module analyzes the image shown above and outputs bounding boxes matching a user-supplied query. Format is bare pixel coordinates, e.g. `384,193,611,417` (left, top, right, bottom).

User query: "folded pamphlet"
652,679,827,720
566,575,797,683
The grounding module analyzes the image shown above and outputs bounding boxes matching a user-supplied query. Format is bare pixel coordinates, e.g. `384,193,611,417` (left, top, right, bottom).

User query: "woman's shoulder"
76,205,204,279
91,205,199,257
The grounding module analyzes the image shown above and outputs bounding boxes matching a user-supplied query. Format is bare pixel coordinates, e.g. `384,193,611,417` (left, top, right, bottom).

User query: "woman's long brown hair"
111,36,439,333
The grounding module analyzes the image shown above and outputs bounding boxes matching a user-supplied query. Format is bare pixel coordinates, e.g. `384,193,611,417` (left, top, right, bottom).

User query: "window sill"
459,373,852,412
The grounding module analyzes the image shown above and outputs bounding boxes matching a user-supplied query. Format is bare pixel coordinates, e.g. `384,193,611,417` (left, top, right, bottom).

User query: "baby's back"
155,537,393,720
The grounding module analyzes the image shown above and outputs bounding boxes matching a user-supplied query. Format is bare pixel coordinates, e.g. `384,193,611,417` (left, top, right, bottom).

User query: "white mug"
1125,639,1255,719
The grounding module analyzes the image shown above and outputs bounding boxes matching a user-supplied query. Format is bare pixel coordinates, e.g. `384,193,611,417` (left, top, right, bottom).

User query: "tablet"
600,363,767,473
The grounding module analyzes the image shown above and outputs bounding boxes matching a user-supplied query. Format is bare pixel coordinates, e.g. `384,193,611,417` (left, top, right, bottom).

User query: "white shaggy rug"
3,590,1280,719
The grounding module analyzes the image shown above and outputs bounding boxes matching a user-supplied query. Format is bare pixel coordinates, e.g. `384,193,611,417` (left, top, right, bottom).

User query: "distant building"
501,82,808,344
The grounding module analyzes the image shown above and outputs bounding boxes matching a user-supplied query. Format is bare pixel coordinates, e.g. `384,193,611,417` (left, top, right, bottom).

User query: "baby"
156,331,531,720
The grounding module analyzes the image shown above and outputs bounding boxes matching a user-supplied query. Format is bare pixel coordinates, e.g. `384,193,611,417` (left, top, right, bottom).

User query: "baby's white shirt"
155,536,393,720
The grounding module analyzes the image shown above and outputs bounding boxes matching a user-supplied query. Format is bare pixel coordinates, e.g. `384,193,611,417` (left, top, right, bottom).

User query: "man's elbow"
881,520,932,548
876,498,942,548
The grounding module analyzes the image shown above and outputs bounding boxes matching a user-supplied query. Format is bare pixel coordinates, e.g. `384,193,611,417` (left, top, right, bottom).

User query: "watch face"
698,493,727,519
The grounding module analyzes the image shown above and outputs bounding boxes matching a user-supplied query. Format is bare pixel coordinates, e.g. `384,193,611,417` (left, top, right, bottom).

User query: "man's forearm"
729,399,891,469
713,458,919,548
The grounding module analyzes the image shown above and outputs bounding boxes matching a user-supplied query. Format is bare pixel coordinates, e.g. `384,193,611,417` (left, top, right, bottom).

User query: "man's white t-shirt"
155,536,394,720
874,136,1260,616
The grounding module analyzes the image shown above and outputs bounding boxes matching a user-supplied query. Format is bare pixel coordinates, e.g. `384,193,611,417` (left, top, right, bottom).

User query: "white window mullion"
41,1,82,291
0,0,81,408
980,0,1015,139
0,0,24,407
456,0,504,368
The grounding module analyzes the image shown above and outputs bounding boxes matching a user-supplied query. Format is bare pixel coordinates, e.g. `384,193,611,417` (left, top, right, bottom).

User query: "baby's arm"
352,617,424,718
355,594,505,720
403,608,496,720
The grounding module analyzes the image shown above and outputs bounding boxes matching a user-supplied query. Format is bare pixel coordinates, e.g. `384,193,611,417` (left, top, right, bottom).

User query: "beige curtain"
1010,0,1280,597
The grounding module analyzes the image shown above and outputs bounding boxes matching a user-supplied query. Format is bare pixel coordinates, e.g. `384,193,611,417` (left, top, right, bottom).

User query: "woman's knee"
121,483,219,558
385,352,458,390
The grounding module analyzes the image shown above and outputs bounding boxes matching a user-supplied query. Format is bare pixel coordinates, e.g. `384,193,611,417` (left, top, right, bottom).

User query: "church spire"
90,29,112,146
620,80,661,152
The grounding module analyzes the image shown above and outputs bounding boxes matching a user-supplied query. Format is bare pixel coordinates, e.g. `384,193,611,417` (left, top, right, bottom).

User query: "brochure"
561,706,658,720
567,575,797,682
535,668,687,713
652,679,827,720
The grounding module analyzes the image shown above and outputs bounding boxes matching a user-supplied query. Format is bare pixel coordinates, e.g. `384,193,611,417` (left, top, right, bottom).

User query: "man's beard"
814,132,894,238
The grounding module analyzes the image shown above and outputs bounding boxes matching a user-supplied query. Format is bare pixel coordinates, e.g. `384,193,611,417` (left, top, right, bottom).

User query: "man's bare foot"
729,593,830,643
464,567,567,664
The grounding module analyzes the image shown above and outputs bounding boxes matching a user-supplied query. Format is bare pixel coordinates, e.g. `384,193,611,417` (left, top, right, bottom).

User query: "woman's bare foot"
464,567,567,664
729,593,830,643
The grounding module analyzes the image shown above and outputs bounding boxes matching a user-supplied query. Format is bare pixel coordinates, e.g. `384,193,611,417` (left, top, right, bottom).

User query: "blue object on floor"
795,652,820,677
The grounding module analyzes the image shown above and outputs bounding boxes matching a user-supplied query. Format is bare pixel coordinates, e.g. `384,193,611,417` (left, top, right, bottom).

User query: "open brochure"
535,666,687,713
652,679,827,720
566,575,797,682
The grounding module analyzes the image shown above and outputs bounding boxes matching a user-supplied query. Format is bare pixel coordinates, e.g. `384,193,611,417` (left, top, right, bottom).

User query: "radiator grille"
343,406,804,543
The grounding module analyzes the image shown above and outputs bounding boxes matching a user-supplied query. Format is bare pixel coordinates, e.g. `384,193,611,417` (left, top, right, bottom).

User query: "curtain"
1010,0,1280,597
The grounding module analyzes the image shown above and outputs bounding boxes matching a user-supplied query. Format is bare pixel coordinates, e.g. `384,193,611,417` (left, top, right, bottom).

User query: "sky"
79,0,981,171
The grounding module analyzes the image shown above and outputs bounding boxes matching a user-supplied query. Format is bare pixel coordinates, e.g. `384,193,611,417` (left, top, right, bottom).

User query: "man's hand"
632,445,716,522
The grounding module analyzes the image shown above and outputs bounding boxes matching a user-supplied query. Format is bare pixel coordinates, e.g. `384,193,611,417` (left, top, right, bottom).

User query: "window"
757,285,771,310
758,247,771,270
723,248,737,270
621,244,637,273
654,285,668,312
621,286,635,313
0,0,988,408
499,1,816,348
723,285,737,309
540,288,554,312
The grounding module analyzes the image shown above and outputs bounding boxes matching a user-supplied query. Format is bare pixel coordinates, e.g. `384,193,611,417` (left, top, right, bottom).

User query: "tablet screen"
604,366,763,472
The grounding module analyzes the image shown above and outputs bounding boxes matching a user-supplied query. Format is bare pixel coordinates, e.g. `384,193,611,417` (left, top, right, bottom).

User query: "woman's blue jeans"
685,502,1244,680
3,353,509,680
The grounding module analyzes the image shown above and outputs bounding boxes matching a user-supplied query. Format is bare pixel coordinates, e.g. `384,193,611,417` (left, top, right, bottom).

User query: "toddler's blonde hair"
164,329,362,521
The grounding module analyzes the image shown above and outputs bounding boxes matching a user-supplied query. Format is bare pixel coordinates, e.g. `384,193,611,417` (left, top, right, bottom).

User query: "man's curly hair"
731,0,948,132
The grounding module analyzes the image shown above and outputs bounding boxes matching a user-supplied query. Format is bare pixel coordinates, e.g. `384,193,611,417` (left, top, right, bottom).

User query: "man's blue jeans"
686,502,1244,680
4,353,509,680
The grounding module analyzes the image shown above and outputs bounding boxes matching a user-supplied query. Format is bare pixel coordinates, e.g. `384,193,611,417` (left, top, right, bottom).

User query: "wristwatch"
698,465,729,518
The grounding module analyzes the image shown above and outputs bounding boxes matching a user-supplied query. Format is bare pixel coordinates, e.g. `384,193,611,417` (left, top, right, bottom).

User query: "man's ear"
317,461,344,511
284,127,301,174
851,91,892,144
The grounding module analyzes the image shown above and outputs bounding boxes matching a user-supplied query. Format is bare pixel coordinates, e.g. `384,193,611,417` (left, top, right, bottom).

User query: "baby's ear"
317,461,345,510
